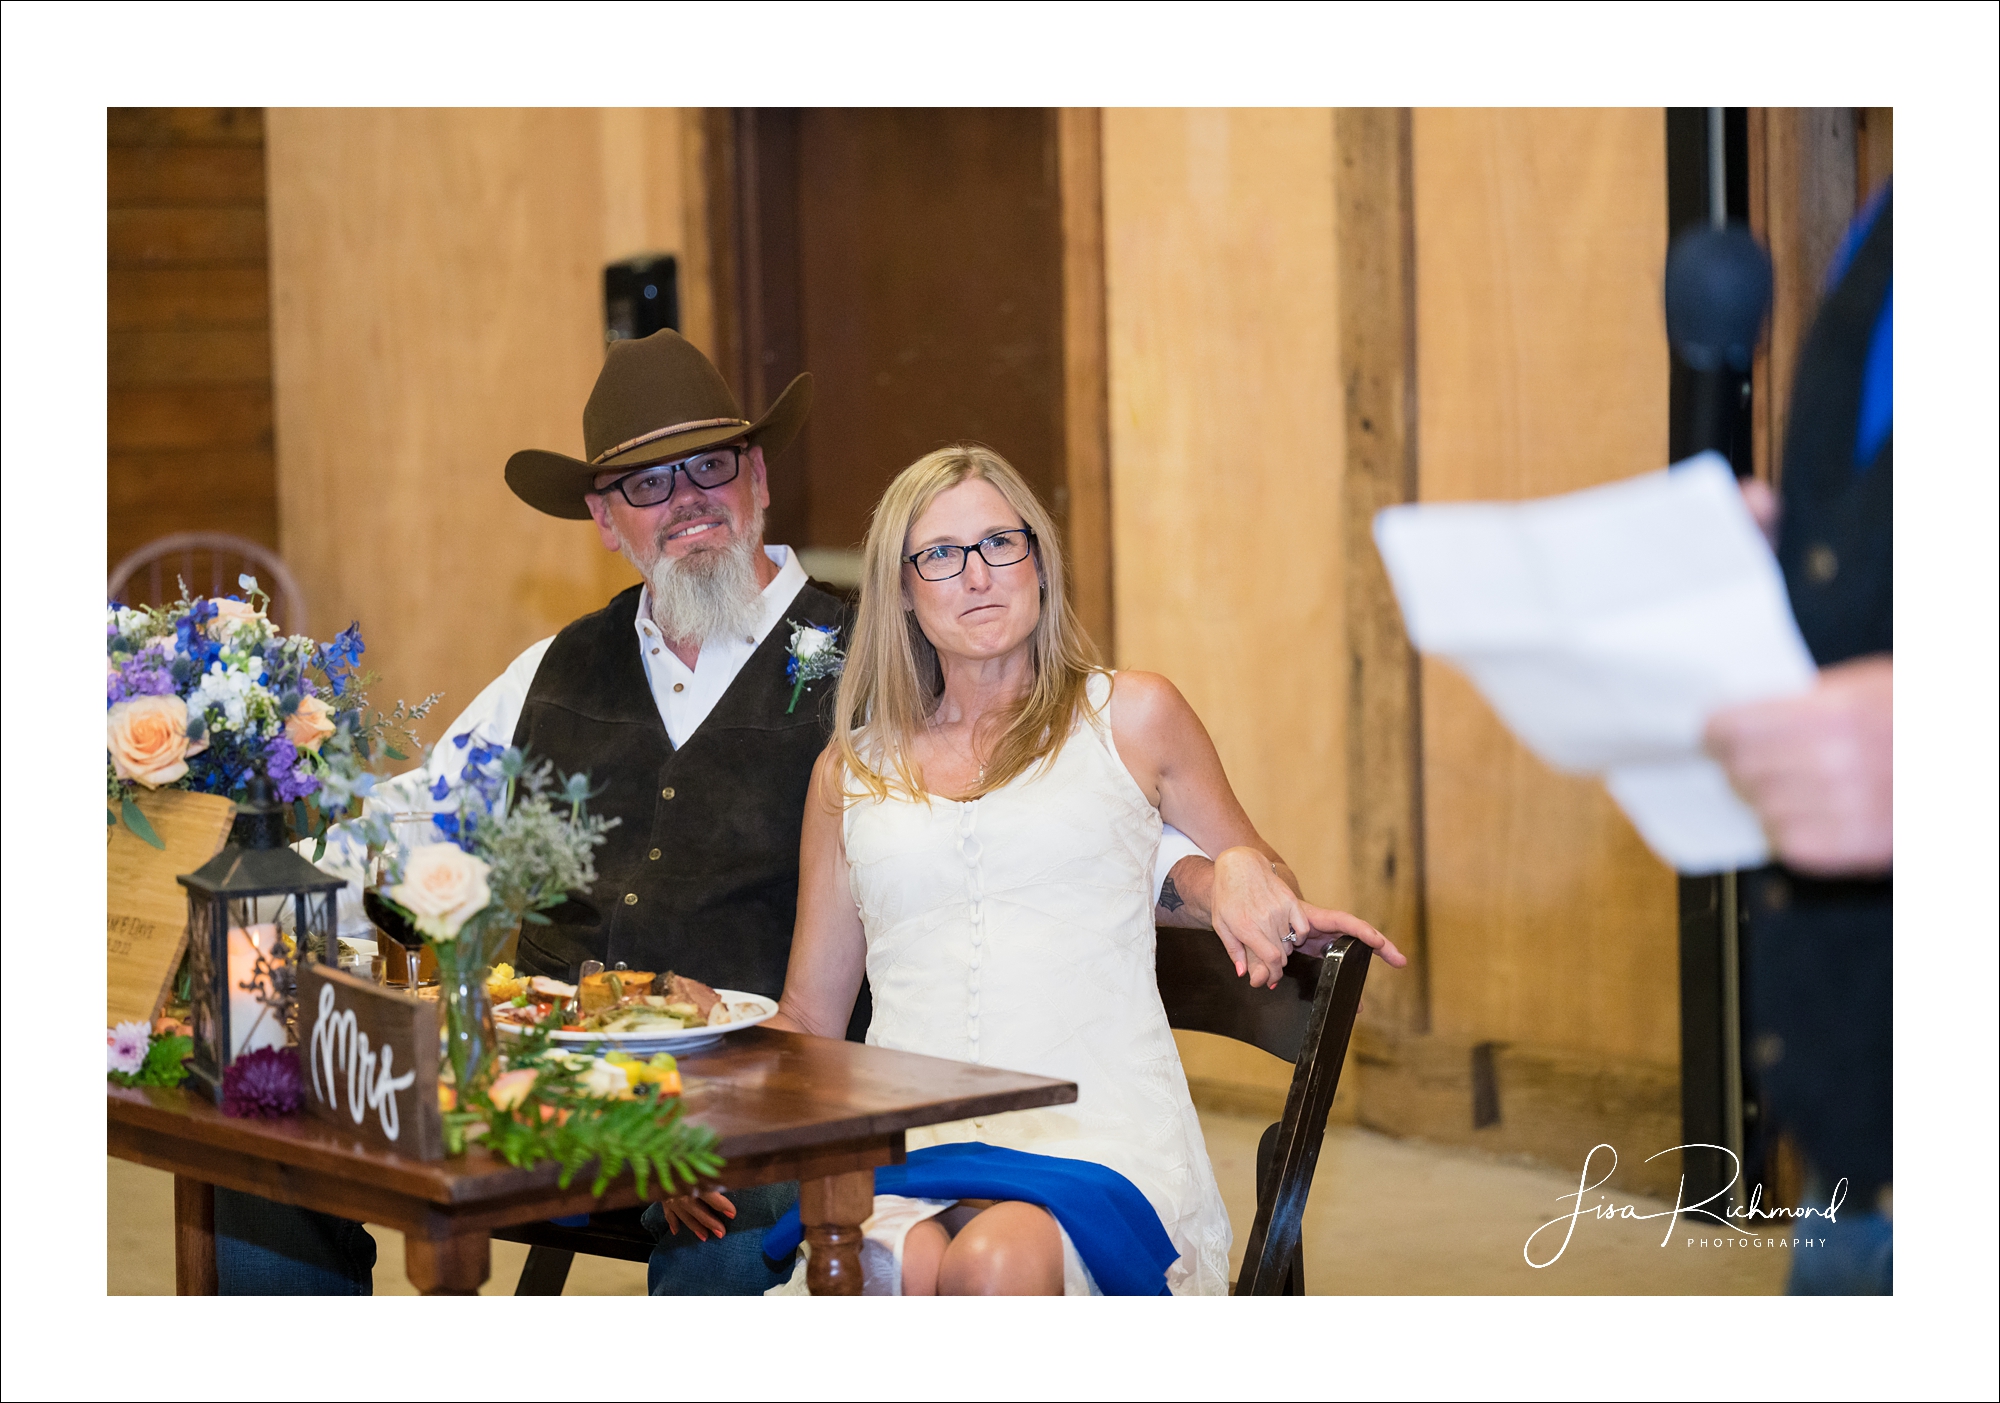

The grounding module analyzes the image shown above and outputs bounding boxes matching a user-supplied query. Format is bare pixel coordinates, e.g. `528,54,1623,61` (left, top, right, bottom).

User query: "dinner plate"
498,989,778,1057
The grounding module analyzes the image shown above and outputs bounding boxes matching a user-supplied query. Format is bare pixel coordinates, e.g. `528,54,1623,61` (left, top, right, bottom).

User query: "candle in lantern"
227,922,290,1059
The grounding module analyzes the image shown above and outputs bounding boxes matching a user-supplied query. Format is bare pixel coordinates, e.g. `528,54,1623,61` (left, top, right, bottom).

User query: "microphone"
1664,224,1772,466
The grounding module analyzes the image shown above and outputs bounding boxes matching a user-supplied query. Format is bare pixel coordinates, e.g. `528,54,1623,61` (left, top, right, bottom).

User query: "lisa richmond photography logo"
1524,1143,1847,1269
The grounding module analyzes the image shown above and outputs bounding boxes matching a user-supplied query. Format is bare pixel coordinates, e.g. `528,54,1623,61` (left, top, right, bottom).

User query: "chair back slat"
1232,935,1372,1295
1154,925,1318,1063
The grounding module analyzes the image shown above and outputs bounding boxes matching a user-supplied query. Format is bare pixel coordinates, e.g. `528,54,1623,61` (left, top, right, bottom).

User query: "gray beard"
624,507,767,648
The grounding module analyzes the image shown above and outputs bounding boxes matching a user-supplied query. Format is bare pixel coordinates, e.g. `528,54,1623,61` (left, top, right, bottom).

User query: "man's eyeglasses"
594,446,742,508
904,527,1036,582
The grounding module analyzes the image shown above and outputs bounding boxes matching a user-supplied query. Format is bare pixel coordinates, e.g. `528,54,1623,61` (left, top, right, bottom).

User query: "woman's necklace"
932,713,987,786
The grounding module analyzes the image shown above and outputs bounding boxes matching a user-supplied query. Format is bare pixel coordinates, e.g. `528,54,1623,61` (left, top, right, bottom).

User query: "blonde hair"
833,443,1100,804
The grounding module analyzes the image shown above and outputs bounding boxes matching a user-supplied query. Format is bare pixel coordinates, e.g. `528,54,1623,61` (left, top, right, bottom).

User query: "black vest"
1745,195,1892,1197
509,581,846,1005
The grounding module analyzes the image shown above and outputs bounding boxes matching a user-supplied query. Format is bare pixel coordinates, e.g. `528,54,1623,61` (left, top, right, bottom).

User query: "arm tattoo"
1158,875,1185,913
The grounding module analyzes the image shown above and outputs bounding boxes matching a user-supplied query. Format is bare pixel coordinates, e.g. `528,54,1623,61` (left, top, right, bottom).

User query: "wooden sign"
107,790,237,1026
297,962,445,1160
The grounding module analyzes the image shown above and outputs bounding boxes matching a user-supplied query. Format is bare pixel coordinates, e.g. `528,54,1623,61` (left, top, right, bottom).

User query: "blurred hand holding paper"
1373,454,1816,874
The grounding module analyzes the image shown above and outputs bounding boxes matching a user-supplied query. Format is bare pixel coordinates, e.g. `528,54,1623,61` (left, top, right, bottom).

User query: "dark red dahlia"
220,1047,305,1118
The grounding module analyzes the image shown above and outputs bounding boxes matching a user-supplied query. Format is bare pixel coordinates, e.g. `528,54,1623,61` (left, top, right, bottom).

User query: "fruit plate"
497,990,778,1057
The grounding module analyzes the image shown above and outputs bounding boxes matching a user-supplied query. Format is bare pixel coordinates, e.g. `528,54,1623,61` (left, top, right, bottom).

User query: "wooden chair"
1155,928,1373,1295
108,531,309,635
499,930,1372,1295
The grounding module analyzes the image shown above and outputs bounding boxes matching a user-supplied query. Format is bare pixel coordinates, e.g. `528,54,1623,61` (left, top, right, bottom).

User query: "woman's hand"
1209,846,1407,988
657,1188,738,1242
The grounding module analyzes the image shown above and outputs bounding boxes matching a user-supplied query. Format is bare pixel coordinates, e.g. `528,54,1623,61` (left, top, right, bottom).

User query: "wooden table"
108,1027,1076,1295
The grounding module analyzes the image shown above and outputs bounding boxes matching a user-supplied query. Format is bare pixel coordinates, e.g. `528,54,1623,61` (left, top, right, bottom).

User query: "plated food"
487,964,776,1051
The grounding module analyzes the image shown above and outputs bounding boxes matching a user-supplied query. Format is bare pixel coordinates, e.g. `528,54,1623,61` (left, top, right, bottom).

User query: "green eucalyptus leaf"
120,796,165,850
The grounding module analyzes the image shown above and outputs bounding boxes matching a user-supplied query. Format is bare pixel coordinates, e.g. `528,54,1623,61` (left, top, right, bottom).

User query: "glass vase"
433,919,506,1095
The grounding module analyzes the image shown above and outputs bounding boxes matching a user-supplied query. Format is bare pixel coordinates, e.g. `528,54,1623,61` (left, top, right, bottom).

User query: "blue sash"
762,1142,1178,1295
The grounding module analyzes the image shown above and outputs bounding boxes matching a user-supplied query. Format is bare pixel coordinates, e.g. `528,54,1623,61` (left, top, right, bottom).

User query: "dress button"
661,787,676,800
673,682,684,693
624,892,639,906
649,848,662,861
1805,543,1839,584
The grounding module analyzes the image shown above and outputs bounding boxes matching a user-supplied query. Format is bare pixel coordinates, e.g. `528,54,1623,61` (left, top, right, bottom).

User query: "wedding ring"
1282,929,1299,948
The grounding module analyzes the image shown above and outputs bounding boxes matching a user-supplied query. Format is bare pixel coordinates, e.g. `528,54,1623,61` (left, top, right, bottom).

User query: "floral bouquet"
106,576,436,852
358,737,618,1092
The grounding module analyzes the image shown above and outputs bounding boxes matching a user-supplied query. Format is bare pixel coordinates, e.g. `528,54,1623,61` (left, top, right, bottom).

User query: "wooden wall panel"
265,109,695,750
1335,109,1429,1036
1101,109,1350,917
107,108,276,572
1410,109,1678,1067
1058,108,1116,659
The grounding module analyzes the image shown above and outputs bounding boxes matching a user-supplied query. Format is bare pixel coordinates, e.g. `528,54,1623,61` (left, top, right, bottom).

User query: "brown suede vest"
509,581,847,1005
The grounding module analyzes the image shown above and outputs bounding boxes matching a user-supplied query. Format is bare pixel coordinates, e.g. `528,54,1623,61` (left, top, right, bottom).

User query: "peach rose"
108,695,209,788
387,842,492,942
285,694,337,753
207,598,262,639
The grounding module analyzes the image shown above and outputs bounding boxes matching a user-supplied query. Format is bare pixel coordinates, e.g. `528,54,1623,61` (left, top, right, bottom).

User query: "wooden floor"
107,1108,1787,1295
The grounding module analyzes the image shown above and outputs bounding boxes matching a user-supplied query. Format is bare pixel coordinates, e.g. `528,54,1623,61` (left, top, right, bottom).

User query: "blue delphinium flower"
172,600,223,684
317,622,366,697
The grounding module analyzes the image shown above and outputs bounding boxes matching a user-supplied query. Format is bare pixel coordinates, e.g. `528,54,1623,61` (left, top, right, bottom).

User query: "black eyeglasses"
594,446,742,508
904,527,1036,581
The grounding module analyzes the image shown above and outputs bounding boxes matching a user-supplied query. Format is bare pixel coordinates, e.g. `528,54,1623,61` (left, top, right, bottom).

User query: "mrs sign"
297,963,445,1160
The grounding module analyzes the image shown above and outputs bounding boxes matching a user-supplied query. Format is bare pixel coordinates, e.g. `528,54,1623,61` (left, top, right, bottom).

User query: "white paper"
1374,454,1816,873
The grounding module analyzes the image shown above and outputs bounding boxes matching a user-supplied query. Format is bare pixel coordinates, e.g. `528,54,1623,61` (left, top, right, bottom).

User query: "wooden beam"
1748,108,1858,486
1333,108,1428,1033
1057,107,1115,662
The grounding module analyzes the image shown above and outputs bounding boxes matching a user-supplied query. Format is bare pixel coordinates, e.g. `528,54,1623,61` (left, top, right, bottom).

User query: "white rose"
794,627,833,659
387,843,492,942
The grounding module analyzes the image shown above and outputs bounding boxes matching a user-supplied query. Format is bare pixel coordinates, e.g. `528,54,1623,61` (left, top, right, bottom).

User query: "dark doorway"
706,109,1068,576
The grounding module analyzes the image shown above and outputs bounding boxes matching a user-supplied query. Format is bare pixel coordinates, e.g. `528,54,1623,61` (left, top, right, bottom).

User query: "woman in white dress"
757,444,1405,1294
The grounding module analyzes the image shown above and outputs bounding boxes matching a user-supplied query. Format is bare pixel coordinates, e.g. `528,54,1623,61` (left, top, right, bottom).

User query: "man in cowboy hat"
218,329,1229,1295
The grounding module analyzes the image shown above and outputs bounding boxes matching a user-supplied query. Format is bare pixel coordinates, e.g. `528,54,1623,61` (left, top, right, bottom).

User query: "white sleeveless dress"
837,670,1232,1295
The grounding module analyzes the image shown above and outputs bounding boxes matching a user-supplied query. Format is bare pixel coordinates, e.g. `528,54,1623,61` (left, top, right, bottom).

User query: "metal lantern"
178,777,346,1101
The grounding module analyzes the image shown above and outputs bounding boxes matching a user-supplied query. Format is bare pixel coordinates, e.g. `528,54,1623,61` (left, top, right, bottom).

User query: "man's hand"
1704,654,1892,877
1203,847,1407,989
658,1188,737,1242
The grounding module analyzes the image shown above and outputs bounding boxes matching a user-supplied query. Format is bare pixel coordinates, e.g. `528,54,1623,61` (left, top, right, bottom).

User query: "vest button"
649,848,662,861
661,787,676,800
624,892,639,906
1805,543,1839,584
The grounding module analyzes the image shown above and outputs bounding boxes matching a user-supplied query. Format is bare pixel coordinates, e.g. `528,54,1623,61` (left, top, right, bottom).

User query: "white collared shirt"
634,545,811,747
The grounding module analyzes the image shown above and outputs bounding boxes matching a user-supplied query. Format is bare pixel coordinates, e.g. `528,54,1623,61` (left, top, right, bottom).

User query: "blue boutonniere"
784,622,844,714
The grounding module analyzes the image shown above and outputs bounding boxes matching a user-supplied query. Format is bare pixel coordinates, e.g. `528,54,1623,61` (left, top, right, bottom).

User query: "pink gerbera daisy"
108,1020,151,1076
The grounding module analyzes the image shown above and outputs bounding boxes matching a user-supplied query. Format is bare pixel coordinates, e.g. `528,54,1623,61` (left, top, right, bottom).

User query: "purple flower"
107,646,179,707
220,1047,305,1118
107,1020,150,1076
263,733,319,804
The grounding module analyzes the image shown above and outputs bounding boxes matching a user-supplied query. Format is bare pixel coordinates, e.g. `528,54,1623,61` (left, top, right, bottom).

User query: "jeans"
643,1181,799,1295
214,1190,376,1295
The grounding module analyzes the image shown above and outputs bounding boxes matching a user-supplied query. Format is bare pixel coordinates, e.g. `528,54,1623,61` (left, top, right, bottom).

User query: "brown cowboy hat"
505,329,811,520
